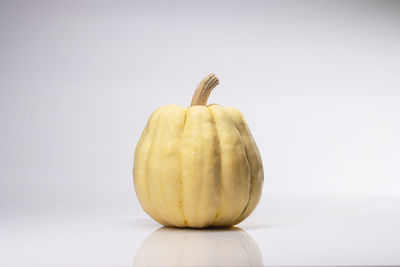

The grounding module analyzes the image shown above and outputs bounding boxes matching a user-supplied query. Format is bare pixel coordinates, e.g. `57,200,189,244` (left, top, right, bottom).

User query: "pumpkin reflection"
134,227,263,266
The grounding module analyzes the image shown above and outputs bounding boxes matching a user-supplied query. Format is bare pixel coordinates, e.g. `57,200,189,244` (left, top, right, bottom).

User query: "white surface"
3,197,400,266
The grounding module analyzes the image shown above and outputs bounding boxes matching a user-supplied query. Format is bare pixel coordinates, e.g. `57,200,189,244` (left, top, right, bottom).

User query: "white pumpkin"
133,73,263,227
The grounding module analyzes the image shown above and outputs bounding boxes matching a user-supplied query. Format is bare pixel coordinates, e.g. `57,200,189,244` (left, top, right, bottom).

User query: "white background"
1,1,400,266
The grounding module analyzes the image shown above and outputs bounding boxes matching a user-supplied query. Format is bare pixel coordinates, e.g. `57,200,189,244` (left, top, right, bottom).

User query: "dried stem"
190,73,219,106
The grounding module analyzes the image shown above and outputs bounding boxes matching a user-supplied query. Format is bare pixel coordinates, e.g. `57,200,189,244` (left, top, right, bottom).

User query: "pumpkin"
134,227,263,266
133,73,263,228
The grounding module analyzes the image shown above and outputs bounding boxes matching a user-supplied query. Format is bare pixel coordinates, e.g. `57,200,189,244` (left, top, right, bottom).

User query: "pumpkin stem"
190,73,219,106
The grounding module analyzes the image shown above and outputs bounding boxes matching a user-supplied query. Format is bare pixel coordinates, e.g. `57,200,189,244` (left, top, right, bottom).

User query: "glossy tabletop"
3,197,400,266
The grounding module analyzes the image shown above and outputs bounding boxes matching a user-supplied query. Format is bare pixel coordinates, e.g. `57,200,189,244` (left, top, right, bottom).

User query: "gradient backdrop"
1,1,400,266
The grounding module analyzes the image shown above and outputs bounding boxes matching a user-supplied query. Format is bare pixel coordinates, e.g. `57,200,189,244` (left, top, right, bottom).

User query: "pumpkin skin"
133,74,263,228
